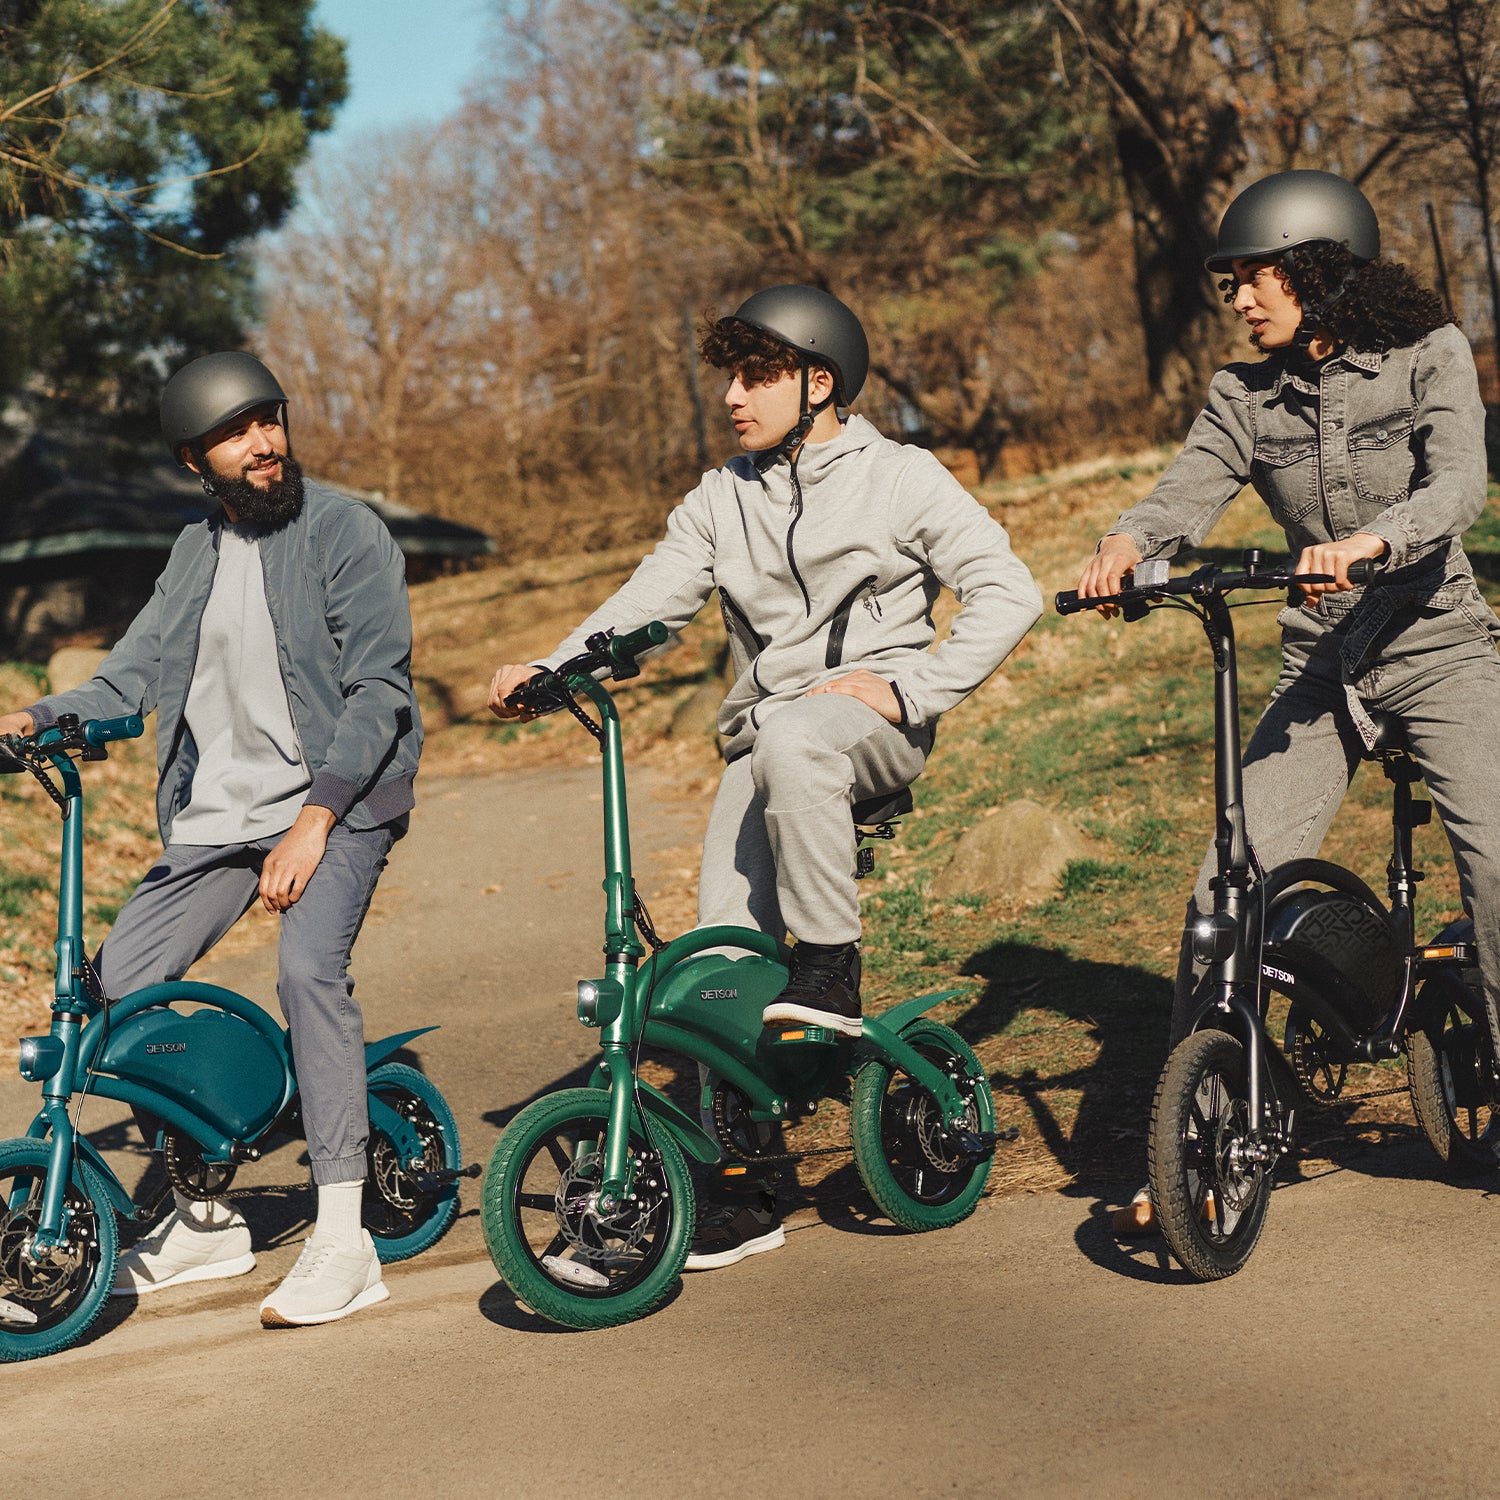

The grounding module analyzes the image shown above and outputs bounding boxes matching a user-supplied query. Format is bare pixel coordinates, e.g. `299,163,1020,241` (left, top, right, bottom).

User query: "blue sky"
311,0,496,152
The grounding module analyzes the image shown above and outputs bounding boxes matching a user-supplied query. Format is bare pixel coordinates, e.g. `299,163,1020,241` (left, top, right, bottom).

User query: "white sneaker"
111,1205,256,1296
259,1230,388,1328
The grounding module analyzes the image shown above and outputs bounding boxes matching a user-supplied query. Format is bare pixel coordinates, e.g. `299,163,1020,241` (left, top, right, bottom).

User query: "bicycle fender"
630,1079,721,1166
873,989,965,1035
364,1027,439,1071
367,1093,424,1163
15,1121,134,1218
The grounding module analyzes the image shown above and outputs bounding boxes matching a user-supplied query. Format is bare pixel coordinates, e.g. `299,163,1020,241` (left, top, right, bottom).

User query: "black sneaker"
762,941,862,1037
683,1200,786,1272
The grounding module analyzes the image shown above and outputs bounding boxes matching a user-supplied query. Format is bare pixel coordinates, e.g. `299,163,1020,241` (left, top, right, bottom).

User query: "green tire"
481,1088,694,1329
851,1020,995,1231
0,1137,119,1362
363,1063,463,1263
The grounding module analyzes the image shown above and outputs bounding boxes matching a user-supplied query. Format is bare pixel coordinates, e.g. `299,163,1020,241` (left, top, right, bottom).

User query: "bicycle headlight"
1191,914,1238,964
576,978,624,1028
18,1035,65,1083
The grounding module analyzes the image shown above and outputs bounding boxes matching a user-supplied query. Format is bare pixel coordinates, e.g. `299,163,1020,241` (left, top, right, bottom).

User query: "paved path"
4,768,1500,1498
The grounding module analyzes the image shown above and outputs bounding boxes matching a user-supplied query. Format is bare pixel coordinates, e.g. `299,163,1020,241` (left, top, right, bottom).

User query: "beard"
206,451,306,530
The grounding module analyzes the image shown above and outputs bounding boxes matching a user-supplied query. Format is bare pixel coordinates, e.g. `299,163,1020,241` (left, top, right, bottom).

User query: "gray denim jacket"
1111,324,1496,707
27,481,423,841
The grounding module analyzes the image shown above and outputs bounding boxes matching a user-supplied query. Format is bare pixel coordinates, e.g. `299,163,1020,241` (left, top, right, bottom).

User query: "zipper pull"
863,582,882,621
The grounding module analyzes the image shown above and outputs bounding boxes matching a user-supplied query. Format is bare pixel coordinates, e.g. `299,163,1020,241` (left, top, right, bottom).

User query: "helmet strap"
757,361,837,467
1283,247,1361,356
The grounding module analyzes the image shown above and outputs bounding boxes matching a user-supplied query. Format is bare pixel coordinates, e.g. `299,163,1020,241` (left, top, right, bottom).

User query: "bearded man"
0,352,424,1327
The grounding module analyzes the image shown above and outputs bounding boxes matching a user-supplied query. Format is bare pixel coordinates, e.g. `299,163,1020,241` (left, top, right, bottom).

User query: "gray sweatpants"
95,822,398,1185
697,694,933,945
1172,596,1500,1046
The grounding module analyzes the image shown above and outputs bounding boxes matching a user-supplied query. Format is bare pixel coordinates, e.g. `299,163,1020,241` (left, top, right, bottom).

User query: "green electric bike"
480,623,1000,1329
0,714,468,1362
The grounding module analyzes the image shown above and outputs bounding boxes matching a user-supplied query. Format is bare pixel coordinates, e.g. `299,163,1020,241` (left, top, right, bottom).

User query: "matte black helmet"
160,351,288,465
730,285,869,405
1205,170,1380,273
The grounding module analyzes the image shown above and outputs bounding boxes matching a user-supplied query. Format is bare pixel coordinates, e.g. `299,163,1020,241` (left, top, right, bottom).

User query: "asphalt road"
4,767,1500,1498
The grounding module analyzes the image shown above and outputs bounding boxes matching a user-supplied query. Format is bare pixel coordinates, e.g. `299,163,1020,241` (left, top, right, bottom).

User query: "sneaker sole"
761,1002,862,1038
110,1250,257,1297
259,1279,389,1329
683,1226,786,1271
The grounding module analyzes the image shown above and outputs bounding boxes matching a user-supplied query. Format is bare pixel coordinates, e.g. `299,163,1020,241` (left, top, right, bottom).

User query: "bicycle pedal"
767,1025,839,1045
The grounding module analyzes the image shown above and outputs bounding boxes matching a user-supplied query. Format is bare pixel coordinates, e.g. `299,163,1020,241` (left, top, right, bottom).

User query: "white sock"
173,1191,238,1228
314,1180,365,1249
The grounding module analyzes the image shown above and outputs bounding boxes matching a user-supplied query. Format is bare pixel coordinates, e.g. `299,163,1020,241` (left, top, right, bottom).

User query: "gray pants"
95,823,398,1185
697,694,932,945
1172,597,1500,1046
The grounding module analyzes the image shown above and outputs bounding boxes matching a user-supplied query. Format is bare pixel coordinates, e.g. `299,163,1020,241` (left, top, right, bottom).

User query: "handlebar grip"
83,715,145,746
1054,590,1086,616
1346,559,1381,585
607,621,669,665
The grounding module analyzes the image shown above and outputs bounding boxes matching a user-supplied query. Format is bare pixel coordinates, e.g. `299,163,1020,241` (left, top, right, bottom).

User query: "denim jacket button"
1322,420,1337,433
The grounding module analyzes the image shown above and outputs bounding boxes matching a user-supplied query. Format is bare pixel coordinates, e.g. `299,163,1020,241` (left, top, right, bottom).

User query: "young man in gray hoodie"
489,285,1042,1265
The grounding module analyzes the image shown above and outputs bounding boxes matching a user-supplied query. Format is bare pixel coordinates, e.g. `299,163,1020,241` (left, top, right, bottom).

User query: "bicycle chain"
711,1086,847,1166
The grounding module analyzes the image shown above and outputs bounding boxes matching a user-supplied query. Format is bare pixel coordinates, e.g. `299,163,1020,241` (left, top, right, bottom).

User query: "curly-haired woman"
1075,170,1500,1233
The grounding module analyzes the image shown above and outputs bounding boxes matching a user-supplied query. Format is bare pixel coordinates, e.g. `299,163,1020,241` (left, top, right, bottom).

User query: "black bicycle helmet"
730,285,869,406
160,351,288,465
1206,170,1380,273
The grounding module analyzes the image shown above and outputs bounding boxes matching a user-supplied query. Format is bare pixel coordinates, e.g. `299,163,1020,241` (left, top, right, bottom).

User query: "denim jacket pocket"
1348,411,1415,503
1251,433,1319,522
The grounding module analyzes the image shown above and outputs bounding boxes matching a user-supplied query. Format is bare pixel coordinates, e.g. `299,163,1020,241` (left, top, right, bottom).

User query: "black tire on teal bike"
850,1020,995,1230
1148,1028,1270,1280
362,1063,463,1263
481,1088,694,1329
0,1137,119,1362
1407,973,1500,1172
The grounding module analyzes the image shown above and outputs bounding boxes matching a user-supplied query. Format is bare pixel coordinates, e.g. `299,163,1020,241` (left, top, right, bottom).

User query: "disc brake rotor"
1210,1096,1262,1216
553,1148,665,1262
0,1190,89,1303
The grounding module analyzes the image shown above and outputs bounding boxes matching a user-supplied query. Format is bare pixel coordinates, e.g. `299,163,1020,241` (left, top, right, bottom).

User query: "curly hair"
1227,242,1452,352
697,313,808,385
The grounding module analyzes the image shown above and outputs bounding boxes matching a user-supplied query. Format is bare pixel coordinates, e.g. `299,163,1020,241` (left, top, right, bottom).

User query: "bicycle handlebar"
1054,556,1381,617
0,713,145,775
502,621,672,716
82,714,145,747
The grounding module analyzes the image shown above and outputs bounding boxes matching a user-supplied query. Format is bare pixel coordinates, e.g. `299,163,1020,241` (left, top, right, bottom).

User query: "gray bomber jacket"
1112,322,1489,590
27,481,423,841
541,414,1043,758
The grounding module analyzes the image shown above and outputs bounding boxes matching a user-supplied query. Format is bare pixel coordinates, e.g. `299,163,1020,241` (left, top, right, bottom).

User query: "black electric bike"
1057,553,1492,1280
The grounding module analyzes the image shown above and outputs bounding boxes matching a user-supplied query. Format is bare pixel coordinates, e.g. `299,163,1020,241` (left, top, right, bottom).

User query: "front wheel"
851,1020,995,1231
0,1138,119,1362
363,1064,463,1262
1407,974,1500,1172
1148,1029,1272,1280
481,1089,694,1329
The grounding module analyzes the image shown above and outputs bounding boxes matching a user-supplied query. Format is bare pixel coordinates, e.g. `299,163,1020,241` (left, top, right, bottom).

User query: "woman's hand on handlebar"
1074,534,1145,618
1293,534,1389,603
488,665,543,721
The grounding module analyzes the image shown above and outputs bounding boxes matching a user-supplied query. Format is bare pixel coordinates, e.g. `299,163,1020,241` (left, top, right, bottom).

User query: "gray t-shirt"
169,523,311,845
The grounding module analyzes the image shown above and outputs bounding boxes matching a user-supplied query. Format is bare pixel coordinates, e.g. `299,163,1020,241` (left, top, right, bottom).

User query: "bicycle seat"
1361,711,1411,760
851,788,913,827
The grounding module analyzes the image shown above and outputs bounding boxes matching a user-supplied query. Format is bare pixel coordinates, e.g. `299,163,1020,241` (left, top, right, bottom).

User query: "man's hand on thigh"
804,670,901,723
260,806,337,912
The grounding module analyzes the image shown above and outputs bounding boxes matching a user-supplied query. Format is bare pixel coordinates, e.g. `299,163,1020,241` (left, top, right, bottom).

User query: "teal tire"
0,1137,118,1362
481,1088,694,1329
363,1063,462,1263
851,1020,995,1230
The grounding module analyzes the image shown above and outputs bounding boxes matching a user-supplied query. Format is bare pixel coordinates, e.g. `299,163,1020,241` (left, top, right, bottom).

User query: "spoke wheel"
0,1138,118,1362
851,1021,995,1231
1284,1005,1346,1105
363,1063,463,1262
1149,1030,1271,1280
481,1089,693,1329
1407,976,1499,1172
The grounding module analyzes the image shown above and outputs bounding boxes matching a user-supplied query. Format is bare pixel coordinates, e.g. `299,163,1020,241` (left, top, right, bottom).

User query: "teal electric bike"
480,624,1000,1329
0,714,469,1362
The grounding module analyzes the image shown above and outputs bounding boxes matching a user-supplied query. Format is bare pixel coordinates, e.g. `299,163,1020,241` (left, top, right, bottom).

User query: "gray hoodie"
542,414,1042,757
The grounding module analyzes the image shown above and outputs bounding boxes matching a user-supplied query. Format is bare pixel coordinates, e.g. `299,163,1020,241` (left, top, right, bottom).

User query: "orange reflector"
779,1029,807,1041
1422,946,1460,959
722,1166,747,1176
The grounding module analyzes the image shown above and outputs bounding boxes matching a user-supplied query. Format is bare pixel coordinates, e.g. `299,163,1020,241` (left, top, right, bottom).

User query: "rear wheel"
363,1063,463,1262
850,1021,994,1230
481,1089,693,1329
1148,1030,1272,1280
0,1138,118,1362
1407,975,1499,1171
